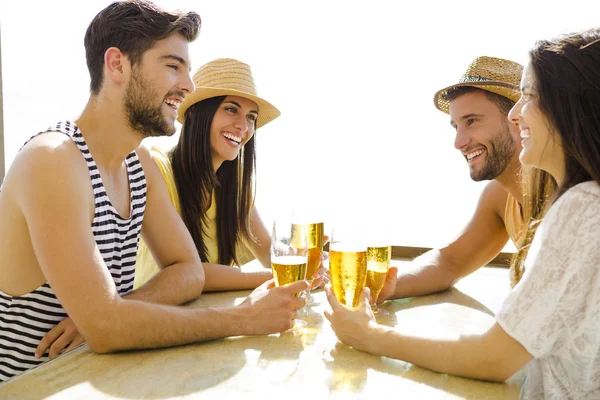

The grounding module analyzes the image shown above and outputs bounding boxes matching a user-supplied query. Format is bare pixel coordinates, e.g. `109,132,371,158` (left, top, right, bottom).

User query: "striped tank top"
0,121,147,382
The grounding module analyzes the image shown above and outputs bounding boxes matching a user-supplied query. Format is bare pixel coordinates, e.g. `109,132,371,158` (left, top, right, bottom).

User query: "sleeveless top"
504,193,526,287
134,146,254,289
0,121,147,382
504,192,525,246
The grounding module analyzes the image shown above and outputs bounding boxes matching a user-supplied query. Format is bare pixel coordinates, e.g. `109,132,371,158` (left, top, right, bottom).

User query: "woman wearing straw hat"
325,29,600,398
134,58,322,291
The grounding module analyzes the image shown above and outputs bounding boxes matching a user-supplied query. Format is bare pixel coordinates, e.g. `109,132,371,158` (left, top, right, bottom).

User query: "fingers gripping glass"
271,219,309,329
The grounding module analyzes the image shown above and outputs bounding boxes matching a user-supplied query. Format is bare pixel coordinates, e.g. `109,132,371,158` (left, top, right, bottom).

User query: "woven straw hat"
433,56,523,114
177,58,280,128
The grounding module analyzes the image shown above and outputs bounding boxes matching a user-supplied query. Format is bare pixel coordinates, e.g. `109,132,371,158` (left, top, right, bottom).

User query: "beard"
470,123,516,181
124,70,175,138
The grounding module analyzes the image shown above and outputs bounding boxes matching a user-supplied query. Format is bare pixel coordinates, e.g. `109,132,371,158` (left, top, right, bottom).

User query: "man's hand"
240,279,310,334
36,317,85,359
310,250,330,289
310,235,330,289
324,284,379,353
374,265,399,303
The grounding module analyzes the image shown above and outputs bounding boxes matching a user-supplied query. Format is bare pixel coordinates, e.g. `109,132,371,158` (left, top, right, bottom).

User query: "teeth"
466,149,484,161
164,99,180,109
223,132,242,144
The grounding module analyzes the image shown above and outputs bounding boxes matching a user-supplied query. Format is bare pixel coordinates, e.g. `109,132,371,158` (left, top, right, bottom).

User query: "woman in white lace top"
325,28,600,399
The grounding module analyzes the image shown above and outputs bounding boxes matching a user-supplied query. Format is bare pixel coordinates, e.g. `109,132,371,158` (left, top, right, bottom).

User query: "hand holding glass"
271,220,308,294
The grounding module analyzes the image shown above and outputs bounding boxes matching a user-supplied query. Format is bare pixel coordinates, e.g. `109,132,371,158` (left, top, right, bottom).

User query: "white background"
1,0,599,250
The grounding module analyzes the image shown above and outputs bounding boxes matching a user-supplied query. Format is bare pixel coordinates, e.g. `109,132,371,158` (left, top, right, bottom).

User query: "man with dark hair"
378,56,537,301
0,0,307,382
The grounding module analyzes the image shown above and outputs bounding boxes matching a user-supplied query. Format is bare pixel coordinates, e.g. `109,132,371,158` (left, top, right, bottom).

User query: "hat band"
459,75,493,83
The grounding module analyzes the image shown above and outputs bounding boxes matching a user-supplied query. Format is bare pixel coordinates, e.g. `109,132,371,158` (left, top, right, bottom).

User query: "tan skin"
35,94,324,358
325,285,532,382
324,90,534,381
188,95,326,292
324,74,573,382
0,33,309,359
169,95,274,292
377,90,524,303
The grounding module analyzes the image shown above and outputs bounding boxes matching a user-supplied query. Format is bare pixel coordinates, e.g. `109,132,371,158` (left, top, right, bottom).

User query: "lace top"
497,181,600,399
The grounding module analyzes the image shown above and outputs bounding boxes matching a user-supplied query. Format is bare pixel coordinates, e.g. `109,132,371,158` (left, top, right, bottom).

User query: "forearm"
85,298,248,353
367,321,508,382
127,262,205,305
202,263,272,291
392,250,457,298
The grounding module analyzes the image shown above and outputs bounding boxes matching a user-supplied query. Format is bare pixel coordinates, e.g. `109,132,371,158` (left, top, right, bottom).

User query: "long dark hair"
171,96,256,265
511,28,600,279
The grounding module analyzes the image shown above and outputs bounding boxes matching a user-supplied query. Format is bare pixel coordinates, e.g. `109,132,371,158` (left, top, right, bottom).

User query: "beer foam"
272,255,308,265
330,242,367,253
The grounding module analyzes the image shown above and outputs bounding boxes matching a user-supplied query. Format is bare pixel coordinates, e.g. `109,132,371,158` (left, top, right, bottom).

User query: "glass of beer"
329,226,367,308
366,244,391,316
292,220,324,304
271,218,309,328
365,222,392,316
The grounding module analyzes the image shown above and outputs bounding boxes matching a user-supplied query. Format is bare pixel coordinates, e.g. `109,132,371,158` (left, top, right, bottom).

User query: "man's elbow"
433,269,459,293
81,322,122,354
86,335,114,354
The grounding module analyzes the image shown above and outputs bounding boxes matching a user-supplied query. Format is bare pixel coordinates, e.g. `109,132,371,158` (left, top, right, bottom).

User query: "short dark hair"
84,0,201,94
443,86,515,115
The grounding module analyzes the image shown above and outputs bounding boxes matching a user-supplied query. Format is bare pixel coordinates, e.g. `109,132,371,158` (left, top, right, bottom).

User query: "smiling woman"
134,58,285,291
1,0,600,251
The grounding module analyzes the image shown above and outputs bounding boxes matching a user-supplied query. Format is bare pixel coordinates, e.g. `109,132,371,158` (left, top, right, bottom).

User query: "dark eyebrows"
224,100,258,115
460,113,483,120
160,55,191,72
450,113,483,128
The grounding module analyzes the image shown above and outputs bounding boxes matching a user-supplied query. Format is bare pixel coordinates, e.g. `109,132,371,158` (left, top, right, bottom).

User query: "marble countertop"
0,263,523,399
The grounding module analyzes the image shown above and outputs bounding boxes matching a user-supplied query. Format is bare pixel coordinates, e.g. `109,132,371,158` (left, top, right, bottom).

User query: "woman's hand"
324,284,380,353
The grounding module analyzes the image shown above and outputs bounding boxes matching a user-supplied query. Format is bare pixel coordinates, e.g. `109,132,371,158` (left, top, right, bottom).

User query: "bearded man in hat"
0,1,307,382
376,56,556,303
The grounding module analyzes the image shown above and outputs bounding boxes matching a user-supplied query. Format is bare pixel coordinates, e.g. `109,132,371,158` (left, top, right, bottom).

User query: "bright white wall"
1,0,598,250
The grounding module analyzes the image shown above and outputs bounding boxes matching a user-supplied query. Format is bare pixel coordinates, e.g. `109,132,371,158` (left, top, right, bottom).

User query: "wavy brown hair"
510,167,557,286
510,28,600,283
171,96,256,265
84,0,201,94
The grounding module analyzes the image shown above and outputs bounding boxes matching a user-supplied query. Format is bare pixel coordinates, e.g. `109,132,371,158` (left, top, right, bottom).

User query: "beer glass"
329,226,367,308
365,223,392,316
291,219,325,305
271,218,309,328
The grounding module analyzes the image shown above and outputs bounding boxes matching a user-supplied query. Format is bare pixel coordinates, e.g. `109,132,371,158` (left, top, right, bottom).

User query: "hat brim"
177,88,281,129
433,81,521,114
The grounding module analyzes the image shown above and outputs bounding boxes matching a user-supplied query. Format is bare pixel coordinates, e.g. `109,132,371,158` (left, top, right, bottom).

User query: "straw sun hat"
177,58,281,129
433,56,523,114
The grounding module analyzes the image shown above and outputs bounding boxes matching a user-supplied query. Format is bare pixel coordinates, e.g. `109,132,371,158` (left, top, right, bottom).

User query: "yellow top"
134,147,254,289
503,192,525,245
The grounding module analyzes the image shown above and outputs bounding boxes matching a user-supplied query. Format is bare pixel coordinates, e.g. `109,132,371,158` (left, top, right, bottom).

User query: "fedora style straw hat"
433,56,523,114
177,58,281,129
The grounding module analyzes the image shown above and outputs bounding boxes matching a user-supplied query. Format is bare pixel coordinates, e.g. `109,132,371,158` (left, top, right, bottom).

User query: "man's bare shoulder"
4,132,90,200
14,131,82,162
478,180,510,218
